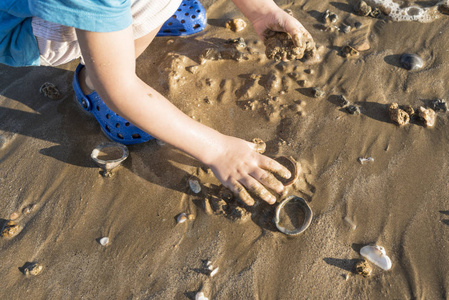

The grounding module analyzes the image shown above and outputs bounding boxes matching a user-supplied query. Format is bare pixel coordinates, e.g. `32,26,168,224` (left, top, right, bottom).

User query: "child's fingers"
250,168,284,194
228,180,255,206
258,156,291,180
238,176,276,205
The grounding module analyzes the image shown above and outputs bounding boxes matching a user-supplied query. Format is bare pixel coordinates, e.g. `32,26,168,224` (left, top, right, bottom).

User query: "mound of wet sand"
1,0,449,299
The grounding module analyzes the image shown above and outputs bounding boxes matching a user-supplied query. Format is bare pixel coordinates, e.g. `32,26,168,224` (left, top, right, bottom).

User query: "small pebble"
22,204,36,215
342,45,359,57
188,176,202,194
312,87,325,98
209,267,219,277
354,0,372,16
354,22,362,29
355,260,372,277
9,212,20,220
358,157,374,164
226,18,247,32
389,103,410,125
346,105,360,115
340,25,351,33
99,237,109,246
418,106,436,127
23,263,43,276
1,220,21,238
400,53,424,71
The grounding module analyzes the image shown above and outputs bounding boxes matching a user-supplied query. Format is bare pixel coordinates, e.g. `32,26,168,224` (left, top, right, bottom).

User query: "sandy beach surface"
1,0,449,299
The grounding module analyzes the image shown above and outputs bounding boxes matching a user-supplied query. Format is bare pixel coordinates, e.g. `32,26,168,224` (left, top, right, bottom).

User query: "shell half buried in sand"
91,142,129,175
274,195,313,236
275,156,300,186
360,245,392,271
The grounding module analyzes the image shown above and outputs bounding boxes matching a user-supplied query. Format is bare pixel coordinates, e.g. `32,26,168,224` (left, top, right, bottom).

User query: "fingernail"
283,170,292,179
269,196,276,204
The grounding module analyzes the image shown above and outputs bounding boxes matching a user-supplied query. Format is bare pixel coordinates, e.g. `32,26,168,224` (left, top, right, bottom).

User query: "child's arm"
76,26,290,206
231,0,313,48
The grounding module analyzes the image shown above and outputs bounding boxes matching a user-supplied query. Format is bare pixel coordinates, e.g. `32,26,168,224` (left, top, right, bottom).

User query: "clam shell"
275,156,300,186
360,245,392,271
177,213,188,224
91,142,129,174
195,292,209,300
99,237,110,246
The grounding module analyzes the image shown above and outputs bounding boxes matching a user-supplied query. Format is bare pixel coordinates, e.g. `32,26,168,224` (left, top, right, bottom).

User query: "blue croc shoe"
157,0,207,36
73,64,154,145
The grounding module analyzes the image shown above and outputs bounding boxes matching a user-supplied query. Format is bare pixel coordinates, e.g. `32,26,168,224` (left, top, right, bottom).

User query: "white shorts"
32,0,182,66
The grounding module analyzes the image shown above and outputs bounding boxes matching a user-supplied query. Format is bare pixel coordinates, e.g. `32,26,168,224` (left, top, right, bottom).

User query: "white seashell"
209,267,219,277
360,245,392,271
344,216,357,230
99,237,109,246
195,292,209,300
177,213,187,224
189,177,202,194
358,157,374,164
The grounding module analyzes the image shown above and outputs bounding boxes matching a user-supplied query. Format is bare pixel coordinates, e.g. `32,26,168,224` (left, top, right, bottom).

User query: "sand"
1,0,449,299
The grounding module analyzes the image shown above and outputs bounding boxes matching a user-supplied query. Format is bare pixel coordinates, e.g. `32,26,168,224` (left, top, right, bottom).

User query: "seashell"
400,53,424,71
418,106,436,127
195,292,209,300
188,176,202,194
342,45,359,57
209,267,219,277
355,260,372,277
91,142,129,177
275,156,300,186
99,237,109,246
360,245,392,271
274,196,313,236
358,157,374,164
23,263,43,276
354,1,372,16
311,87,325,98
22,204,36,215
177,213,188,224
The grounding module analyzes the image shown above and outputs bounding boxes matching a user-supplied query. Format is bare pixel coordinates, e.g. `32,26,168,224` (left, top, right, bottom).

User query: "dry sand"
1,0,449,299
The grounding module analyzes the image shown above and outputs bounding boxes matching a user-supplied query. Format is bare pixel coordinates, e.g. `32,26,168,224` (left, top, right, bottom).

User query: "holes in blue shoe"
180,29,187,32
115,123,120,128
117,133,124,139
177,9,181,11
193,24,200,29
192,15,196,19
106,114,111,119
168,22,173,26
196,10,200,13
105,125,111,132
190,6,193,9
185,12,189,16
132,133,141,139
181,20,185,24
163,30,171,33
96,105,100,111
182,3,186,6
125,122,130,127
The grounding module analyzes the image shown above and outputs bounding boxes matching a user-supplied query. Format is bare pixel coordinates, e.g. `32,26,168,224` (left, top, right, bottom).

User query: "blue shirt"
0,0,132,67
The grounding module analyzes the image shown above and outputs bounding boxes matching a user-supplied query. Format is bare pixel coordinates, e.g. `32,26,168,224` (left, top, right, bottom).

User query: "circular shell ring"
274,195,313,236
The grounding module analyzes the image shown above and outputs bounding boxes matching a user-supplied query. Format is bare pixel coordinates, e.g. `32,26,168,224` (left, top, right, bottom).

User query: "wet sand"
1,0,449,299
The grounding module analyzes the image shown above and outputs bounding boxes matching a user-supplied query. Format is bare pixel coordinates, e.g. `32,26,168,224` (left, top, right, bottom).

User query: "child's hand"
207,136,291,206
251,7,314,50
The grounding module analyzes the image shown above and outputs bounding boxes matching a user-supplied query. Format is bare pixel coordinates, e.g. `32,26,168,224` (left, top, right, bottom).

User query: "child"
0,0,314,206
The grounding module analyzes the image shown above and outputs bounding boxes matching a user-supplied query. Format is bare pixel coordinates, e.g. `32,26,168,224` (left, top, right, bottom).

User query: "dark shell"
400,53,423,71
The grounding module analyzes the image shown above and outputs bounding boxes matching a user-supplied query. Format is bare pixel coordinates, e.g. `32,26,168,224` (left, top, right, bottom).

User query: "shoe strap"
72,64,92,111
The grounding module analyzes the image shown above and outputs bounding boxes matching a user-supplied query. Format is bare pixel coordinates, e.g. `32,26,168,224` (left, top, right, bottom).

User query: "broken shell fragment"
312,87,325,98
418,106,436,127
209,267,219,277
400,53,424,71
226,18,247,32
1,220,22,238
23,263,43,276
360,245,392,271
177,213,188,224
188,176,202,194
252,138,266,154
358,157,374,164
389,103,409,125
355,260,372,277
91,142,129,177
195,292,209,300
99,237,109,246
